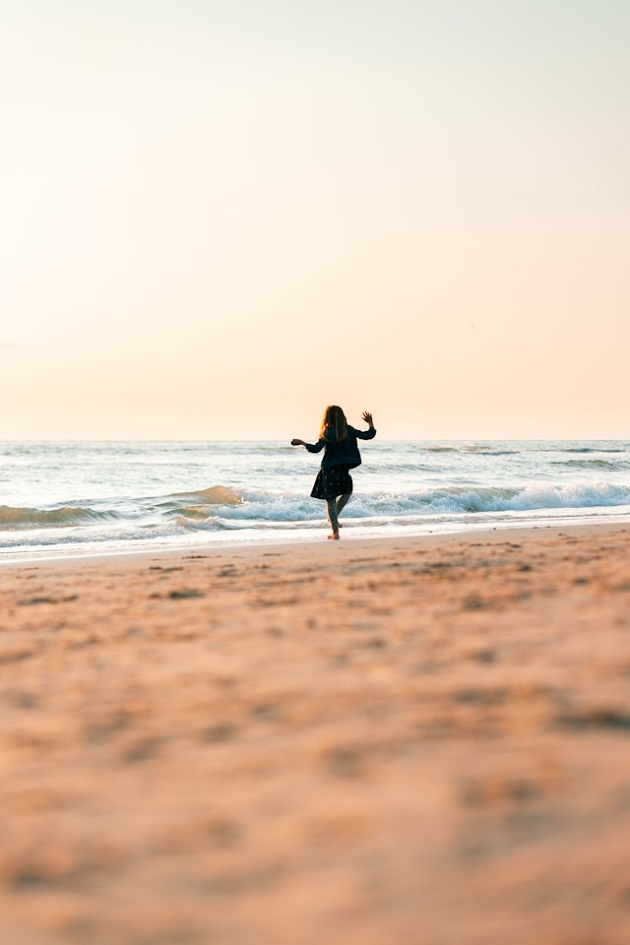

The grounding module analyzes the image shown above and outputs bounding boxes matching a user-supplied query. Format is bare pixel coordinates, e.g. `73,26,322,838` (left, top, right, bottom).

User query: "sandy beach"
1,523,630,945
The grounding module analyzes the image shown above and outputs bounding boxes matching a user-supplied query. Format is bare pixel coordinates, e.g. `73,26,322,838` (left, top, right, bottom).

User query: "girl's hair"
320,405,348,441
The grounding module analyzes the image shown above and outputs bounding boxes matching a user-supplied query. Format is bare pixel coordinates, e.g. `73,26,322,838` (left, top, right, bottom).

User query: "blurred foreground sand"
1,525,630,944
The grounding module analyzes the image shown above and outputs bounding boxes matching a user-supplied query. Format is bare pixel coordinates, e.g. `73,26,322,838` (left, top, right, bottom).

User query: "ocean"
2,439,630,561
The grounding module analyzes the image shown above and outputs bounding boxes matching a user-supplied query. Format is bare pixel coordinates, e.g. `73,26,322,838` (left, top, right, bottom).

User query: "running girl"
291,406,376,540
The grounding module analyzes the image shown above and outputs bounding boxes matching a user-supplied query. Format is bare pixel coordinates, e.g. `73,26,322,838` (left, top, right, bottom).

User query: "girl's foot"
327,531,340,540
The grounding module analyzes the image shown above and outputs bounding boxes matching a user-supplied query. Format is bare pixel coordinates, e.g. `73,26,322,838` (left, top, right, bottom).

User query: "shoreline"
2,519,630,943
2,515,630,570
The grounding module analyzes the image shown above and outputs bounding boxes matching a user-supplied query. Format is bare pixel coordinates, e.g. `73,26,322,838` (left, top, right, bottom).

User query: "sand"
1,524,630,945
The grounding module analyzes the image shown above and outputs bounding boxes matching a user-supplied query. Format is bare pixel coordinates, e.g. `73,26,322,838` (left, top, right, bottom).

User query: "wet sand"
1,524,630,944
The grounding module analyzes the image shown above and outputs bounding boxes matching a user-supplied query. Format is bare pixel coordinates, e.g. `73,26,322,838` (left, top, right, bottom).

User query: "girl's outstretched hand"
362,411,374,427
291,438,305,447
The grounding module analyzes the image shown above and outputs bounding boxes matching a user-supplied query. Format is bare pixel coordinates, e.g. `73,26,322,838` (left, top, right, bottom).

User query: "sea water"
1,440,630,560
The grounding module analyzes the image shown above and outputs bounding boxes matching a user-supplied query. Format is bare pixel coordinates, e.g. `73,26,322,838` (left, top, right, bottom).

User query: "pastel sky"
2,0,629,440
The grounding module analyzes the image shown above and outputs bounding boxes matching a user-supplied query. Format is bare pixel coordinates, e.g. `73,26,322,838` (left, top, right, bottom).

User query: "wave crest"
166,485,244,506
0,505,117,529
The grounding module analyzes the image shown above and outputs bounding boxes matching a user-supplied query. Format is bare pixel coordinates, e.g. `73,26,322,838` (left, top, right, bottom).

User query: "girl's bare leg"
336,492,352,518
326,499,340,539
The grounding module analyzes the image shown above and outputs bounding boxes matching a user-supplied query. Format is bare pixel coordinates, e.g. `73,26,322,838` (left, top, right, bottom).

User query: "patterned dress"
310,464,353,501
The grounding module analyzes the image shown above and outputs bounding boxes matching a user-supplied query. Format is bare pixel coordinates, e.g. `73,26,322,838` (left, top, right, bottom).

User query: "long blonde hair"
320,405,348,441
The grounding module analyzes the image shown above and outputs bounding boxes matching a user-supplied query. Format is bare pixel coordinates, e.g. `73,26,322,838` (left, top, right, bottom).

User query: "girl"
292,406,376,540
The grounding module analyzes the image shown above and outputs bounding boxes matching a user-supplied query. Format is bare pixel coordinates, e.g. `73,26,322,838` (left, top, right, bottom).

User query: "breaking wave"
362,480,630,516
164,485,244,506
2,479,630,539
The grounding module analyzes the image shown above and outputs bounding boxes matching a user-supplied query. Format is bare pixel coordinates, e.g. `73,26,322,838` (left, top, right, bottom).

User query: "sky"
1,0,629,440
